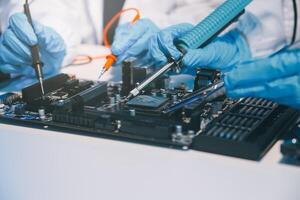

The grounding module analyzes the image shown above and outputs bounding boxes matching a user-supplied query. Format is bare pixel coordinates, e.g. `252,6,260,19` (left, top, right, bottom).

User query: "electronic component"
0,73,298,161
192,98,298,160
281,125,300,165
0,104,5,115
281,139,300,164
0,93,21,104
53,82,107,111
163,81,225,114
38,108,46,120
22,73,69,103
127,95,168,109
121,60,169,96
193,69,220,91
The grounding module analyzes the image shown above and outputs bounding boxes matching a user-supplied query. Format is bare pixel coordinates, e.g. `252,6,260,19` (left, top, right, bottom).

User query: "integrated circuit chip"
126,95,168,109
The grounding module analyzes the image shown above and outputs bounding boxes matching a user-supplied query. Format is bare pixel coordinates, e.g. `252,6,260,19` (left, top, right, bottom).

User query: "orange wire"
103,7,140,48
72,8,141,65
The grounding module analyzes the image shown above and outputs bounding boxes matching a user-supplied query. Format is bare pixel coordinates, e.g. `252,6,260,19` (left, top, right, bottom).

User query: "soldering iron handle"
175,0,252,53
24,2,44,71
31,45,43,65
24,3,33,25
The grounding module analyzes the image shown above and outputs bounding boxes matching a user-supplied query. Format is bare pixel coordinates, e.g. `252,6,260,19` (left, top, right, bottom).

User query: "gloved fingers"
0,64,22,74
42,64,59,76
180,67,197,76
146,24,194,68
148,41,168,67
0,41,31,66
2,28,32,61
0,63,34,77
33,21,66,54
226,74,300,100
183,48,219,69
111,23,134,56
225,50,300,90
157,23,194,61
182,30,250,71
112,19,159,56
114,29,155,65
9,13,38,46
277,95,300,108
182,41,237,70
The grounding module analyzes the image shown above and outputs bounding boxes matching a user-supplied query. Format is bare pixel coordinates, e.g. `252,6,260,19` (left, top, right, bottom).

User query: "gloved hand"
111,18,160,65
112,19,194,68
146,23,193,68
224,50,300,109
0,13,66,78
182,30,251,72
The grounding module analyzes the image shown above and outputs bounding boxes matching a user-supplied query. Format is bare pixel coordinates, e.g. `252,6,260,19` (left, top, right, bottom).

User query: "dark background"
103,0,125,44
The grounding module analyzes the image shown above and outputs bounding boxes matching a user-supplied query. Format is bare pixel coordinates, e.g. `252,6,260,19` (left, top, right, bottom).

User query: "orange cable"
103,7,140,48
72,8,141,65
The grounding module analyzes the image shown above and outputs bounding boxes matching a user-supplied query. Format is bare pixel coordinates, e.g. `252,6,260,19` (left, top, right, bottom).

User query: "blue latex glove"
112,19,194,68
225,50,300,109
111,18,160,65
182,30,251,72
0,13,66,78
146,23,193,68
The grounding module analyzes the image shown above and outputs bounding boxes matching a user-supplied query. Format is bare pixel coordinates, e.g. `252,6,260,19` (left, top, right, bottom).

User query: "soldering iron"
126,0,253,101
24,0,45,96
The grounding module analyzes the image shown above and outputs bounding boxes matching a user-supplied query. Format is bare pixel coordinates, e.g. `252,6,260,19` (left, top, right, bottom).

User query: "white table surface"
1,45,300,200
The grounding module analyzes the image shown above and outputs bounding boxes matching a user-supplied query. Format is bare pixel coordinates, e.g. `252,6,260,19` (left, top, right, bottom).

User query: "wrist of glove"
182,30,251,73
0,13,66,78
224,50,300,109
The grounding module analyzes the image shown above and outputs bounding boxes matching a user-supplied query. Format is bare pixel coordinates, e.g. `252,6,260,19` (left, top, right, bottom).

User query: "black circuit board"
0,74,298,160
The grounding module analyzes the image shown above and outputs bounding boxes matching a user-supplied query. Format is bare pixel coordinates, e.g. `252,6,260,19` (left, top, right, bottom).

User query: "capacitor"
10,104,17,113
172,95,178,102
115,120,122,132
57,99,64,106
109,96,116,105
175,125,183,135
187,130,195,136
151,91,157,97
115,94,121,102
14,104,26,115
129,109,136,117
0,104,5,115
38,108,46,120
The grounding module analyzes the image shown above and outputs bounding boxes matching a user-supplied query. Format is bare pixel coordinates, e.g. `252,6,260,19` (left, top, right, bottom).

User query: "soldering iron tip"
98,68,106,80
39,77,45,96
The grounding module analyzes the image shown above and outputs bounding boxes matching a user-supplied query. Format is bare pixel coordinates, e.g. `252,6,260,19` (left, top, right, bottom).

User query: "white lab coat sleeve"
0,0,94,65
285,0,300,49
237,0,291,58
119,0,177,28
120,0,223,28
